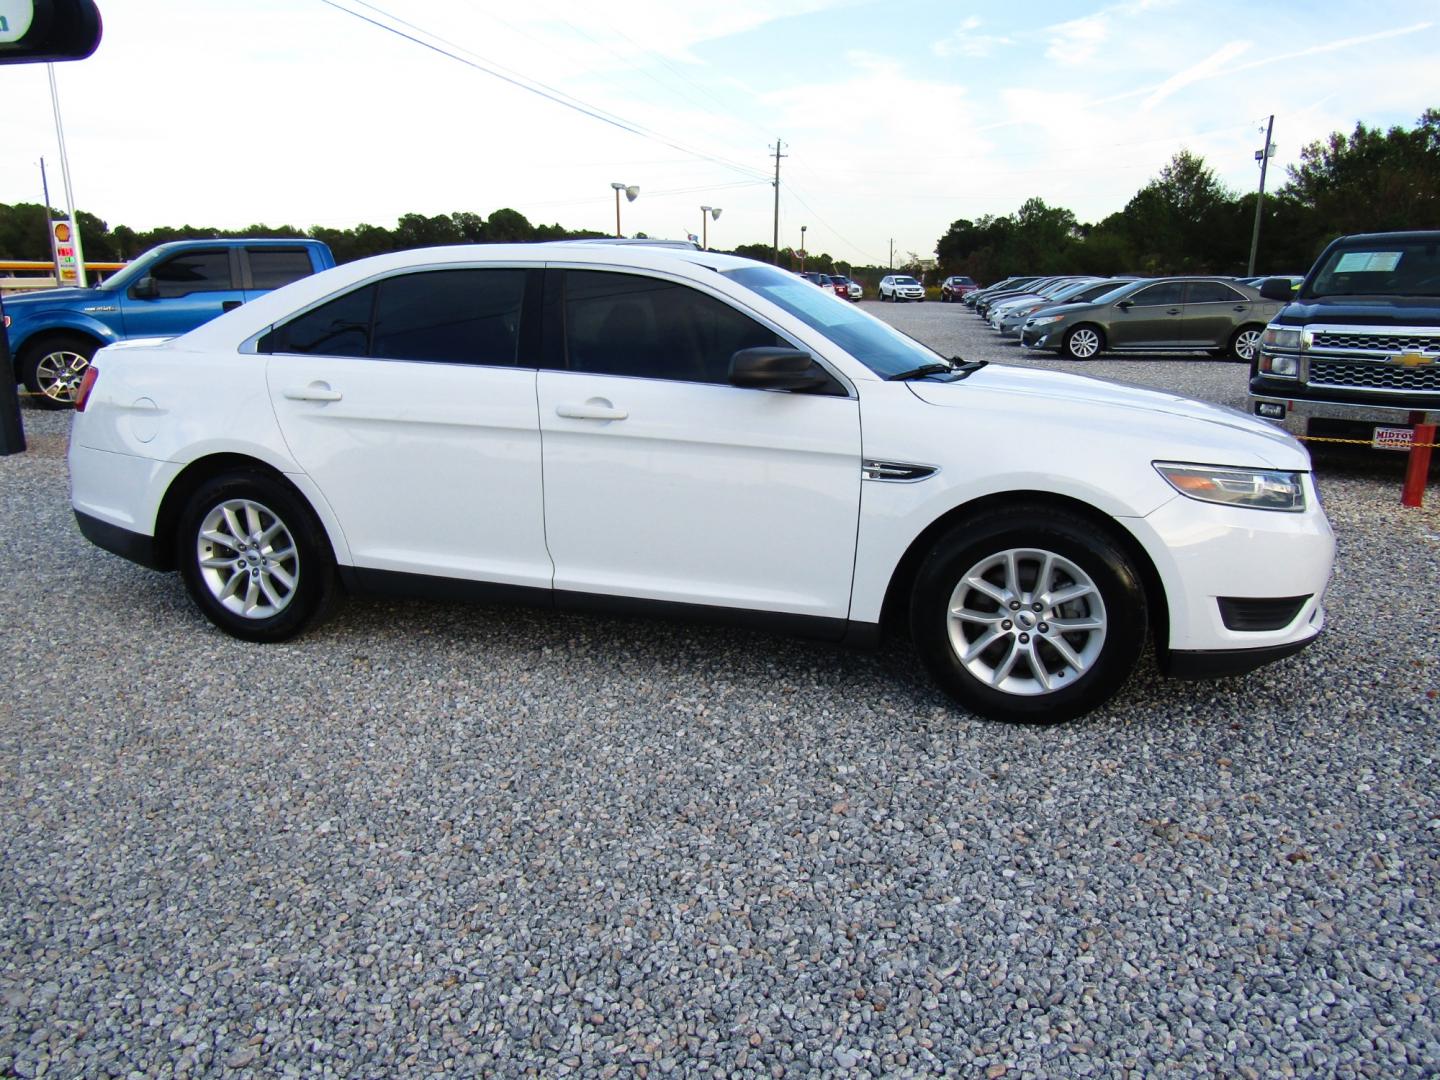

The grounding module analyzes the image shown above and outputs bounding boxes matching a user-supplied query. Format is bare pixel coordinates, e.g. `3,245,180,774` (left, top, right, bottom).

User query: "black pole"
0,293,26,455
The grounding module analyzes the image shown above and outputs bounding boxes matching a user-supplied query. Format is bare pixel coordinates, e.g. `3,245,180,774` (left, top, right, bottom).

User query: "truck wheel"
20,333,98,409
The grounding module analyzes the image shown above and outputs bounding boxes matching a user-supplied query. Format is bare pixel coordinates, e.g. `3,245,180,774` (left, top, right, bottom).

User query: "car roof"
173,243,770,351
1328,230,1440,245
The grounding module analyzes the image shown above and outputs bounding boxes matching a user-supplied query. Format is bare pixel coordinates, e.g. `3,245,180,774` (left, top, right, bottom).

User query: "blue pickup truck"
4,237,335,407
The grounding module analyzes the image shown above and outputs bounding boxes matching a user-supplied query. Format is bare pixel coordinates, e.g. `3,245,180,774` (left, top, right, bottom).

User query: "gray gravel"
2,316,1439,1078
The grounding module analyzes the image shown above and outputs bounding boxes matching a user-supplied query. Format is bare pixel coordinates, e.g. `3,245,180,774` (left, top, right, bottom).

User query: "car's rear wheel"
910,507,1147,723
20,333,97,409
1229,324,1263,362
1063,325,1104,360
177,471,340,642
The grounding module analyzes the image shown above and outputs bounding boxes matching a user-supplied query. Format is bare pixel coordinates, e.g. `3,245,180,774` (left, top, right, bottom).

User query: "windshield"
724,264,944,378
894,276,919,285
1310,239,1440,298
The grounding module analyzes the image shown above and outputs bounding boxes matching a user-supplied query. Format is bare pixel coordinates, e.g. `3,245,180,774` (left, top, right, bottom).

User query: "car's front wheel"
19,333,97,409
909,507,1147,723
1063,325,1104,360
177,471,340,642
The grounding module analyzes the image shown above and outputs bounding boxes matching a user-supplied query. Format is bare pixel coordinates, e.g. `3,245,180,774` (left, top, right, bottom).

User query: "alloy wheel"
1233,328,1262,361
34,349,90,405
945,547,1107,697
195,499,301,619
1067,328,1101,359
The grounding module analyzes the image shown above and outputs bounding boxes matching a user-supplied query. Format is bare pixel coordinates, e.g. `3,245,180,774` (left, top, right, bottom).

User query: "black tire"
1229,324,1264,363
1063,325,1105,360
909,506,1147,724
176,470,340,643
19,332,97,409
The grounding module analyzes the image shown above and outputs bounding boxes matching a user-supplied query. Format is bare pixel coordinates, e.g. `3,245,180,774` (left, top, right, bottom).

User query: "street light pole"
610,182,639,238
699,206,722,251
800,225,807,272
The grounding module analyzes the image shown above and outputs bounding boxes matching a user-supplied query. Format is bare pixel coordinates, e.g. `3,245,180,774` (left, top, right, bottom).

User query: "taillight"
75,364,99,411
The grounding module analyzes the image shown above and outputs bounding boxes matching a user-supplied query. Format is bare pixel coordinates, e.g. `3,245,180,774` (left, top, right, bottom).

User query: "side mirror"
729,347,843,395
1258,277,1295,301
131,276,159,300
1116,299,1133,311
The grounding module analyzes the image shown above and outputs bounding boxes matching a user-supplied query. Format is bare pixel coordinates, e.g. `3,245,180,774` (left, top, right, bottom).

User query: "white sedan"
69,244,1334,723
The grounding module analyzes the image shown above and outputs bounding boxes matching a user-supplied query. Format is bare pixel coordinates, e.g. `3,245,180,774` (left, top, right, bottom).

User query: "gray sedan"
1020,278,1282,361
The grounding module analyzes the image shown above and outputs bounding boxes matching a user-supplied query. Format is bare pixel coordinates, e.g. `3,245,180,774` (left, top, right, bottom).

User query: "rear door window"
260,268,529,366
247,248,316,290
1185,281,1245,304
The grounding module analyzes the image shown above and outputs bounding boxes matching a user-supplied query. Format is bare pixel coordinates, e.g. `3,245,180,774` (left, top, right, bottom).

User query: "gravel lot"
2,310,1438,1078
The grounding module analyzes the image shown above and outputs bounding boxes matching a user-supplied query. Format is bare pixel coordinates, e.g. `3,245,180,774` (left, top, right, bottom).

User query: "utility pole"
1247,114,1275,278
770,138,786,265
889,238,894,270
39,158,61,283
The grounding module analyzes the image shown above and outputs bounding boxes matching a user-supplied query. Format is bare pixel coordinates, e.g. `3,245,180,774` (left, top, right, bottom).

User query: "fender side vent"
1217,595,1310,631
862,460,937,483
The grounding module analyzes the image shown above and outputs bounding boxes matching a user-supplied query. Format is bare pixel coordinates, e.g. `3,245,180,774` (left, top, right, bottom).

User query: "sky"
2,0,1438,266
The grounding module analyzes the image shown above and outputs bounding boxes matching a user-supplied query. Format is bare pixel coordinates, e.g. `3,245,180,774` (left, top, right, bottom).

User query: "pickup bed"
4,238,335,407
1249,231,1440,444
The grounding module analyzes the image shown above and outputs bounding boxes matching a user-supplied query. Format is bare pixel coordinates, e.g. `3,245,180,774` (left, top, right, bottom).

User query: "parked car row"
798,271,862,302
962,273,1283,362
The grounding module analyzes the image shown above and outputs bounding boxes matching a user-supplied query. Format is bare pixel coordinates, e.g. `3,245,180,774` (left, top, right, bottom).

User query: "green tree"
1120,150,1237,273
1278,107,1440,253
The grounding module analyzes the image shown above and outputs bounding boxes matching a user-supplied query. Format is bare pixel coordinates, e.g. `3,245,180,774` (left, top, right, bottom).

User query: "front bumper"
1249,382,1440,435
1124,481,1334,657
1021,323,1064,349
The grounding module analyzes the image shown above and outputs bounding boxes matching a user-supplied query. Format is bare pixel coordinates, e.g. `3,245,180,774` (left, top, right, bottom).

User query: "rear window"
247,248,315,290
1311,239,1440,297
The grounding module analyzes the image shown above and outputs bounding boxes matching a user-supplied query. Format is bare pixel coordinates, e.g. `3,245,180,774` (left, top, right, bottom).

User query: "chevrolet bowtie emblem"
1390,351,1433,367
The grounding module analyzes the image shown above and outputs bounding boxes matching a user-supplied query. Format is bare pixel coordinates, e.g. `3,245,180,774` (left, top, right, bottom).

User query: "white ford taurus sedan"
68,244,1334,723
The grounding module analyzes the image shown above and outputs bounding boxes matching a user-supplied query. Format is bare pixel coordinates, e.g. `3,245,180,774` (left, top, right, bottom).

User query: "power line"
318,0,770,182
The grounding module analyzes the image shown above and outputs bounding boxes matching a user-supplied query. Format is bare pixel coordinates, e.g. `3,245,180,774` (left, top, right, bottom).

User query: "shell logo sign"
51,218,81,284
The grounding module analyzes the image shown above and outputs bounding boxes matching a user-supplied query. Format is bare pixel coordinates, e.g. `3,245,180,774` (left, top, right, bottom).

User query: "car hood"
907,364,1309,469
2,286,107,312
1274,296,1440,327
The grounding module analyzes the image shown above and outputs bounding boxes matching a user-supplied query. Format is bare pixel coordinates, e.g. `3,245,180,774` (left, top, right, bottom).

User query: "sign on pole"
49,218,81,285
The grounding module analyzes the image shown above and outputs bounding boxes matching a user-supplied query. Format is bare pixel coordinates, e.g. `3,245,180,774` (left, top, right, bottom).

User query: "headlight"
1259,353,1299,376
1260,326,1302,350
1029,314,1065,326
1154,462,1305,512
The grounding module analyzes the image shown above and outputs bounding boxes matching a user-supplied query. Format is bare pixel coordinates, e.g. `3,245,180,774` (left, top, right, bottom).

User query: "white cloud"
934,16,1014,59
1141,40,1253,110
1045,14,1110,66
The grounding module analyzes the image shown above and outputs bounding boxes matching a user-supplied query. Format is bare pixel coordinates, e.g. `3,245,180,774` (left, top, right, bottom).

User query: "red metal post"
1401,411,1434,509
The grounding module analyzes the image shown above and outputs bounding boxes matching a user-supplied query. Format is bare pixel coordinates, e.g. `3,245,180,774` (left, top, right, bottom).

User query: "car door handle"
1166,308,1181,315
283,383,343,402
222,300,242,312
1233,305,1248,312
556,400,627,421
